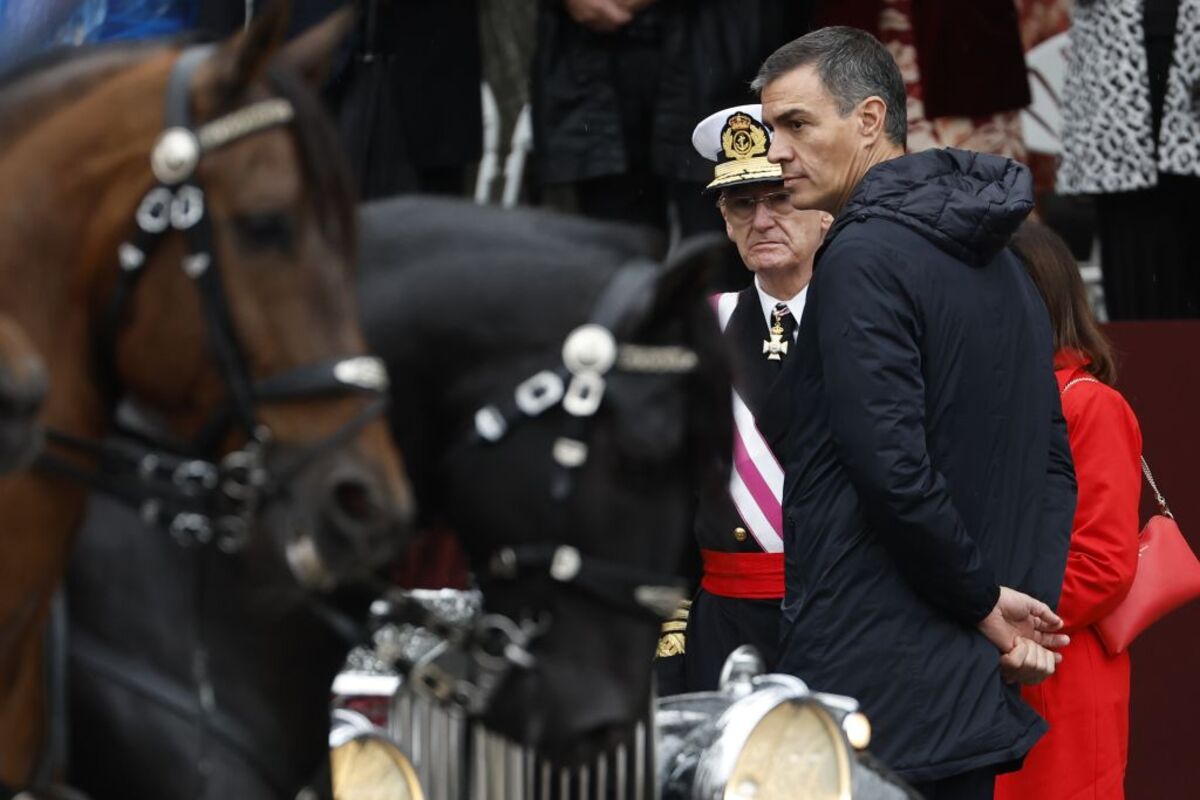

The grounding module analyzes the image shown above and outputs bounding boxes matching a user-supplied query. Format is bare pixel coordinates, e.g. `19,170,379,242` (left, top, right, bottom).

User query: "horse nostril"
331,479,374,524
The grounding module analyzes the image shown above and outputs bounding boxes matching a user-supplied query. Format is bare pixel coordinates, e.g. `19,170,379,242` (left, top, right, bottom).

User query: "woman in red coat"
995,221,1142,799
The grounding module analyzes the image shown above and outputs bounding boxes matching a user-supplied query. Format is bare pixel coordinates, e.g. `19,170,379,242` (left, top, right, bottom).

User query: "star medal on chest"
763,305,791,361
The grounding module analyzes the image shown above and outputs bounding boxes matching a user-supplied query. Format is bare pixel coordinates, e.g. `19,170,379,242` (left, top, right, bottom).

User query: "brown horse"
0,315,46,473
0,5,414,789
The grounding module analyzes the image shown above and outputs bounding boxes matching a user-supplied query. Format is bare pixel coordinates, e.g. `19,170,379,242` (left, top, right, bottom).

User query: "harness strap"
184,205,259,438
465,259,662,452
70,628,295,798
38,395,389,549
165,45,216,130
268,395,390,489
255,356,389,401
490,543,686,623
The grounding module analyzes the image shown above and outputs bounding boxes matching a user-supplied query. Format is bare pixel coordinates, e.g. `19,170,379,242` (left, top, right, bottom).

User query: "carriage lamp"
657,647,904,800
329,708,426,800
687,676,853,800
841,712,873,751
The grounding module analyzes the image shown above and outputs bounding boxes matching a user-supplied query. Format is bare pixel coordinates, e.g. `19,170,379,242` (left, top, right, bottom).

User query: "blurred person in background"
995,220,1143,800
322,0,483,199
1058,0,1199,319
531,0,811,290
192,0,485,201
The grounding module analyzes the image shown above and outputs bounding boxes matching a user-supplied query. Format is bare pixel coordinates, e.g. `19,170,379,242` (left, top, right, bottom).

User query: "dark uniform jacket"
777,149,1076,782
695,287,798,549
673,287,801,691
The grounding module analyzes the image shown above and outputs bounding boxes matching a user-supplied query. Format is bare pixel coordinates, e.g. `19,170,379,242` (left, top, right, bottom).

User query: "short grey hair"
751,26,907,149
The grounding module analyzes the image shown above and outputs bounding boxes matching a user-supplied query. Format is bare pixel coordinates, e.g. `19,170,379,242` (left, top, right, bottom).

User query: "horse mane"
0,40,173,150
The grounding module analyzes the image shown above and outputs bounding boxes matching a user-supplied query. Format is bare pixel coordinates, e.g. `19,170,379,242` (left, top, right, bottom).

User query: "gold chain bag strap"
1062,377,1200,654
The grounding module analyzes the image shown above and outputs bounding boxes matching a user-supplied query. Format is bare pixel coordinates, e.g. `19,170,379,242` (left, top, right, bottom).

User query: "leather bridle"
369,260,704,716
34,45,389,554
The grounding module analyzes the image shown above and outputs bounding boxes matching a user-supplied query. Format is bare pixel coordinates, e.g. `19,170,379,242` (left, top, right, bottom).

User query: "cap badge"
722,112,768,162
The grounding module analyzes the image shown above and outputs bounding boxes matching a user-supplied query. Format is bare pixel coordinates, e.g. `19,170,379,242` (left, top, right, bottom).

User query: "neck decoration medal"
763,309,789,361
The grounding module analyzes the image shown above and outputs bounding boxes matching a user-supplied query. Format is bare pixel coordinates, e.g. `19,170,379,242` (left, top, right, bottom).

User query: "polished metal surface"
332,599,913,800
339,589,655,799
387,686,656,800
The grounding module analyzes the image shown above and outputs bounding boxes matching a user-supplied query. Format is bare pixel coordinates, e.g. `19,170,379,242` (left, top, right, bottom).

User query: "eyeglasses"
718,191,794,223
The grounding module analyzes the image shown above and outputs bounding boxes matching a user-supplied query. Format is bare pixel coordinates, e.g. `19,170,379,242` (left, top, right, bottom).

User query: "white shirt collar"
754,276,808,336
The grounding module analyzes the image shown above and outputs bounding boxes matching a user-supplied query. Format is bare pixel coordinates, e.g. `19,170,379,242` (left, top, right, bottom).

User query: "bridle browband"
361,261,704,716
34,44,389,552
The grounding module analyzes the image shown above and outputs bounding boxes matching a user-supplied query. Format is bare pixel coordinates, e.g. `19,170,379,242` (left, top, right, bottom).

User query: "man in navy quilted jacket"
754,26,1077,800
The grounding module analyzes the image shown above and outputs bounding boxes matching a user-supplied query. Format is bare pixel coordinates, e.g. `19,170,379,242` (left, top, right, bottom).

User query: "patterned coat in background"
1059,0,1200,193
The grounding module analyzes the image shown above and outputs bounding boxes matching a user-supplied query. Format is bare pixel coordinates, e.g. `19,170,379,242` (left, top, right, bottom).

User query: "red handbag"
1093,457,1200,655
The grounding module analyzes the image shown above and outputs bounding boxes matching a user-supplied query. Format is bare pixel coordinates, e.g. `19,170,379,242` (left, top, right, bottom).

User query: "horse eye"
231,212,295,253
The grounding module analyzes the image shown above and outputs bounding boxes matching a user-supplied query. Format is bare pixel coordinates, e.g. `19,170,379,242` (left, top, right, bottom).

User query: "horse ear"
644,234,727,322
214,0,293,95
272,6,356,88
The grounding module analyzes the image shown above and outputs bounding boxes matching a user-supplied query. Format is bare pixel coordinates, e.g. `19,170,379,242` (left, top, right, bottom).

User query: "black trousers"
911,766,996,800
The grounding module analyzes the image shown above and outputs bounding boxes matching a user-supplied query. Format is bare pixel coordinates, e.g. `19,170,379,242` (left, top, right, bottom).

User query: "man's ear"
858,95,888,146
273,6,356,88
717,199,737,243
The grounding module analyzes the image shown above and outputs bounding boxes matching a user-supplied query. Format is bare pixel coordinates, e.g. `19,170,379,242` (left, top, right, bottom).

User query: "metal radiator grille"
389,688,657,800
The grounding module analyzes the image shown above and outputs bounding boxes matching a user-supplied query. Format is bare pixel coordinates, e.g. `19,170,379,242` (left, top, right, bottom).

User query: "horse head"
118,9,415,588
16,6,414,584
0,6,413,783
360,198,732,760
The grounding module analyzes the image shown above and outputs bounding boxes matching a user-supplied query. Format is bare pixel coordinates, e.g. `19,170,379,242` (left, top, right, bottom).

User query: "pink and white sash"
711,292,785,553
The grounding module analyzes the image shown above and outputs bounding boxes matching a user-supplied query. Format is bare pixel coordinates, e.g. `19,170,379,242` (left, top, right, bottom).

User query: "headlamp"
330,708,425,800
657,646,905,800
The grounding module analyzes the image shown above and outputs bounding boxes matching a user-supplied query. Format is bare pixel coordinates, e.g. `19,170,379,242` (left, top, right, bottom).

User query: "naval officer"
657,104,831,692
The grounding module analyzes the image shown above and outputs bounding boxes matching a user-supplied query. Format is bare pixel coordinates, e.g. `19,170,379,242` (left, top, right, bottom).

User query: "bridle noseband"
35,45,388,552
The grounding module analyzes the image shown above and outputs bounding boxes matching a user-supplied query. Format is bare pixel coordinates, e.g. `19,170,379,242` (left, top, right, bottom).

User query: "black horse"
65,196,731,798
358,196,730,756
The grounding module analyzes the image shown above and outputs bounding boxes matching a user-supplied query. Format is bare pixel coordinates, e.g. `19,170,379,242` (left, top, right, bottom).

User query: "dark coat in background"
531,0,812,186
198,1,483,199
777,149,1076,782
324,0,483,198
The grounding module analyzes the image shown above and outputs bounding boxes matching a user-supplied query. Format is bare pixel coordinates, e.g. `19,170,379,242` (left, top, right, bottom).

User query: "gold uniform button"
733,527,747,542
